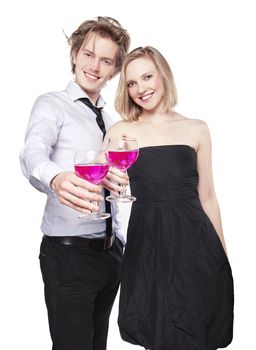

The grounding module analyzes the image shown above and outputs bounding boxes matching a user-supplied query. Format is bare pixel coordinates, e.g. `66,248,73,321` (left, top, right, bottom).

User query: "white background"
1,0,255,349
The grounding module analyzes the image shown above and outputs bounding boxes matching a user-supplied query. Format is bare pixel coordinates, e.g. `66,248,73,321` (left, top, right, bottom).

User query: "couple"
20,17,234,350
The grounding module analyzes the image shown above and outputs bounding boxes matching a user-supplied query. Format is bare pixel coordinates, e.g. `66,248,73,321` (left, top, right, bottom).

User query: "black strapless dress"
118,145,234,350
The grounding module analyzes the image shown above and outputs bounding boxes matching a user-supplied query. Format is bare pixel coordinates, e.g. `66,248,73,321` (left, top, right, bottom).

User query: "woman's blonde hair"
115,46,177,121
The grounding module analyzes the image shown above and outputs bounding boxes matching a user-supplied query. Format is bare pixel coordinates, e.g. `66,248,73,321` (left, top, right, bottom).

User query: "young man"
20,17,130,350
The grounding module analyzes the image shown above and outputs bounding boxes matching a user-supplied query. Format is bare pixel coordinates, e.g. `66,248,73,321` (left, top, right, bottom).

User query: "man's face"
72,32,119,103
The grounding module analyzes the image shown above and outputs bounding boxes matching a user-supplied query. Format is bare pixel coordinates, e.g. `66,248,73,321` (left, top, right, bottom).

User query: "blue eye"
127,82,135,88
103,59,111,65
144,74,153,80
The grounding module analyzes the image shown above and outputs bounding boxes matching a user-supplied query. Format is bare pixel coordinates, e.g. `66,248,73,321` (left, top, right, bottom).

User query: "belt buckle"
104,235,114,249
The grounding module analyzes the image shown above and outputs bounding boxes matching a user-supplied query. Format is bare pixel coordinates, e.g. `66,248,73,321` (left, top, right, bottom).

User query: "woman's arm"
196,121,228,255
101,121,130,193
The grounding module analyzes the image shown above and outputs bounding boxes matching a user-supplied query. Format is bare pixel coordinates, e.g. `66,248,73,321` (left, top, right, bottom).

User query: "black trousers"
39,236,123,350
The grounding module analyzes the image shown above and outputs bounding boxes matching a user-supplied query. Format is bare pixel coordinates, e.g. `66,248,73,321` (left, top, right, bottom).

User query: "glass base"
78,212,111,220
106,194,137,203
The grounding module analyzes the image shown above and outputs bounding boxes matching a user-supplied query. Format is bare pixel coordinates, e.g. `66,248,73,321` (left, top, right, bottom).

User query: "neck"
139,110,175,124
75,80,100,104
85,92,100,105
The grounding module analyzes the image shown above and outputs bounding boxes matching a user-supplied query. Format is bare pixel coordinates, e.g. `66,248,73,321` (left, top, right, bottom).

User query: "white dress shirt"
20,80,123,243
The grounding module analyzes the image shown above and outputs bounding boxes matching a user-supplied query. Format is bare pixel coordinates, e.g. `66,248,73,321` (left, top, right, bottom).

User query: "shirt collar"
66,80,106,109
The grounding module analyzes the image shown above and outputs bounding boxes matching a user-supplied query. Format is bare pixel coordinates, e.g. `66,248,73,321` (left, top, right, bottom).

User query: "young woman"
106,46,234,350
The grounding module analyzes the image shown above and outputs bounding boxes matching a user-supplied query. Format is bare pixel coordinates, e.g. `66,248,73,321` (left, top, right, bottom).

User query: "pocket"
39,241,73,287
52,246,74,286
198,219,229,266
39,238,53,259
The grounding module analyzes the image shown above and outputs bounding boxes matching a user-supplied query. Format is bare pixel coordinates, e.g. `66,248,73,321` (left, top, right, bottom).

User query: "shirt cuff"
32,161,64,190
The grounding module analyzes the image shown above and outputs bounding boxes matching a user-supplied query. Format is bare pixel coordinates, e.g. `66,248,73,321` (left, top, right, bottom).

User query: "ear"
109,68,117,80
72,50,77,65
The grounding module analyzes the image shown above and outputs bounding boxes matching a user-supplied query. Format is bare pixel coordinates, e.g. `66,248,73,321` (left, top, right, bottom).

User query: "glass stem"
120,184,126,198
91,201,99,213
89,190,99,213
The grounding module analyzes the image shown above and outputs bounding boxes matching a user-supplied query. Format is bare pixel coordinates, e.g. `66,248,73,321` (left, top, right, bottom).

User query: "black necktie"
79,97,112,237
79,97,106,136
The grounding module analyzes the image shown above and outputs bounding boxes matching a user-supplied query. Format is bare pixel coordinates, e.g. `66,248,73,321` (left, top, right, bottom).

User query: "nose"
137,81,146,94
89,58,100,73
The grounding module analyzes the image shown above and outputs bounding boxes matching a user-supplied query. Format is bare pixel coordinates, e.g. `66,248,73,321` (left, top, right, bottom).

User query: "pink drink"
75,163,109,184
107,150,139,171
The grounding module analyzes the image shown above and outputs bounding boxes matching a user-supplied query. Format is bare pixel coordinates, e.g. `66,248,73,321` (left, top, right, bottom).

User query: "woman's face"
125,56,164,113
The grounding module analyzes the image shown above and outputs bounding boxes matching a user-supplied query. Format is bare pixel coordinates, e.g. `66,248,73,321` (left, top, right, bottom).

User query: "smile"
84,72,100,81
139,92,154,101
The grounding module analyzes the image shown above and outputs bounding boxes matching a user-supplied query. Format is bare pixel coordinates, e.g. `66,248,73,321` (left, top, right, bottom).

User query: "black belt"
43,234,115,250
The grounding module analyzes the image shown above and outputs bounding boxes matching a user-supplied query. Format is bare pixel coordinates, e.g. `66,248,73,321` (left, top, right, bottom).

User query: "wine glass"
105,137,139,203
74,150,110,220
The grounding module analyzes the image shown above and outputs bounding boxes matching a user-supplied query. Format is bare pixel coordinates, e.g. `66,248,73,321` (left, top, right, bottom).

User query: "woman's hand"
101,167,129,196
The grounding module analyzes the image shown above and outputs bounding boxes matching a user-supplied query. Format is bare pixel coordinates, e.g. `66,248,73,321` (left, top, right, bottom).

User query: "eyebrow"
126,71,154,83
141,70,154,78
82,49,115,62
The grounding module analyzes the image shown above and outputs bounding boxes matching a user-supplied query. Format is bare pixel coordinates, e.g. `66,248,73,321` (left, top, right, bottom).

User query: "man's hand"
50,171,103,213
101,167,129,196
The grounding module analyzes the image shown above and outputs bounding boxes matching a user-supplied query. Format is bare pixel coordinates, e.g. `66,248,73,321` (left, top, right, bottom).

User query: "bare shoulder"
187,118,212,151
107,120,131,137
174,113,211,150
175,113,208,128
192,118,209,134
178,115,210,135
189,118,211,146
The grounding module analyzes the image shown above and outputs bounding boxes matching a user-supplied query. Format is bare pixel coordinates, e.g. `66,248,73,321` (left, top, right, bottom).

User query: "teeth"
85,72,99,80
141,92,153,101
